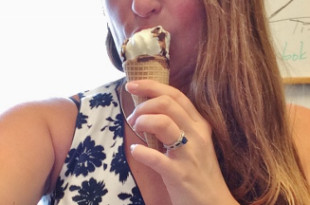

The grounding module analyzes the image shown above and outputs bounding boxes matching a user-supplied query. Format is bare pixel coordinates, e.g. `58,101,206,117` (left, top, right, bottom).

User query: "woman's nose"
131,0,161,18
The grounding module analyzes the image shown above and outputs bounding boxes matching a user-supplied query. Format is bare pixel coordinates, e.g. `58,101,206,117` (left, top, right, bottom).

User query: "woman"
0,0,309,204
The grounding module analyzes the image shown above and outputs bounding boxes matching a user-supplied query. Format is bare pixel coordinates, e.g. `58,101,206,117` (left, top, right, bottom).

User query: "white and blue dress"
48,78,145,204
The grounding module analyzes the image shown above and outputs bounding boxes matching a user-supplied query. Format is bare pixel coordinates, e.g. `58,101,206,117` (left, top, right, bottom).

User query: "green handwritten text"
281,41,307,61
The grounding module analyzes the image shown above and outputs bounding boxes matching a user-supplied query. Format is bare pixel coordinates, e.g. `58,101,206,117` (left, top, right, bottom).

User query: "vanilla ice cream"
121,26,170,62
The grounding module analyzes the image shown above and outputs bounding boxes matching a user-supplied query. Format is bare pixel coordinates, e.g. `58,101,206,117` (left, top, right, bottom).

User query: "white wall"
0,0,124,113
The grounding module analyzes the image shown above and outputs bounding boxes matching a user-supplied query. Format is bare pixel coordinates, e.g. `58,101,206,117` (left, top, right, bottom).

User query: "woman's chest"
124,124,172,205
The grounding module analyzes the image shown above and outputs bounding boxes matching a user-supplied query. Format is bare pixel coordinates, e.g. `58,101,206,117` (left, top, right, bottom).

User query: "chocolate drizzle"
137,55,170,68
151,27,168,58
121,26,170,63
137,55,155,62
121,39,129,62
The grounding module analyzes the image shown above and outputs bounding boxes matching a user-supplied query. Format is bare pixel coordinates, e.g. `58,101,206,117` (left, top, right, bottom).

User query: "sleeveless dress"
48,78,145,205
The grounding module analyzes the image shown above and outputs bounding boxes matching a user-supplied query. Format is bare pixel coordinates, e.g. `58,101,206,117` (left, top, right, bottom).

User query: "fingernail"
125,82,138,92
130,144,138,153
126,113,133,125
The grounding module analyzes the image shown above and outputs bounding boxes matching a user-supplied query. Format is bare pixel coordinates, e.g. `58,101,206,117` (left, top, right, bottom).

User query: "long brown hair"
106,0,310,204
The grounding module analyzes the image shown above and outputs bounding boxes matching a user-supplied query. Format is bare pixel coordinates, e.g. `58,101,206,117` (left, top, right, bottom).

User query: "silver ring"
164,130,188,150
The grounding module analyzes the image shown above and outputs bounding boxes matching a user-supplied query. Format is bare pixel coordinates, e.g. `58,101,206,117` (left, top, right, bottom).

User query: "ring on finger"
164,130,188,150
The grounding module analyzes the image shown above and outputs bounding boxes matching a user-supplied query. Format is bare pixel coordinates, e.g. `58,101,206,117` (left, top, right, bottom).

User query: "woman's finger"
125,80,201,122
130,144,172,174
132,114,188,146
127,95,192,133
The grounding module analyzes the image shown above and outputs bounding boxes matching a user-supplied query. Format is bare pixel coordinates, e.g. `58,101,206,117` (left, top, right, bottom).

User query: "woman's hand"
126,80,239,205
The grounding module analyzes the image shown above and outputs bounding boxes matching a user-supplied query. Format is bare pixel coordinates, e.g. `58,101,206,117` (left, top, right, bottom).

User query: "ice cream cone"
121,26,170,151
123,55,169,151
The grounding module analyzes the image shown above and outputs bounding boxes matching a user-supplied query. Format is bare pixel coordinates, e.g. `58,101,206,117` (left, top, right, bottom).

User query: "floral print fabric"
50,78,145,204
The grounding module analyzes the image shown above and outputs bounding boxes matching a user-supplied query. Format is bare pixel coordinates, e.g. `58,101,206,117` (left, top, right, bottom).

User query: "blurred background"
266,0,310,109
0,0,309,115
0,0,124,113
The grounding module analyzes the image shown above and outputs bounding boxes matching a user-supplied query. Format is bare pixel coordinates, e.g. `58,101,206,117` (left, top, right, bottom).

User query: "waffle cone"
123,56,169,151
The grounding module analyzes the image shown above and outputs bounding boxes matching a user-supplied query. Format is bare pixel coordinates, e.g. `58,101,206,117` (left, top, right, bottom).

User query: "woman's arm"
0,98,77,204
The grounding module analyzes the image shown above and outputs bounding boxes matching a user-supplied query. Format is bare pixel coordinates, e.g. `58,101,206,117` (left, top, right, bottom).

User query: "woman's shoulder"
0,97,78,139
288,104,310,182
0,97,78,130
288,104,310,137
0,97,79,160
0,97,78,202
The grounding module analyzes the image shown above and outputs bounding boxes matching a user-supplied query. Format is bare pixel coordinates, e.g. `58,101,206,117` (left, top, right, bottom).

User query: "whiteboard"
265,0,310,80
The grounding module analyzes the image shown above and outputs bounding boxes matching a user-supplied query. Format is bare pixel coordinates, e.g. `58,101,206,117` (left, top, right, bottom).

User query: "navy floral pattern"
89,93,117,109
69,178,108,205
52,177,68,202
110,145,130,183
65,136,106,177
49,79,145,204
101,113,124,140
118,187,145,205
76,112,88,129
